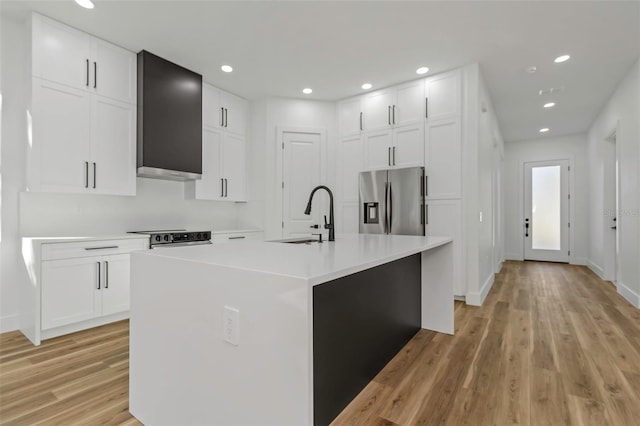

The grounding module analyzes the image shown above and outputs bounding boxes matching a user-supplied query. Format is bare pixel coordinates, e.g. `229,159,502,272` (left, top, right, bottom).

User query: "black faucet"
304,185,335,242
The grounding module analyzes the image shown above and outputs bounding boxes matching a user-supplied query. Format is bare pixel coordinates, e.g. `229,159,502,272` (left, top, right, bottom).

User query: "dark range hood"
137,50,202,181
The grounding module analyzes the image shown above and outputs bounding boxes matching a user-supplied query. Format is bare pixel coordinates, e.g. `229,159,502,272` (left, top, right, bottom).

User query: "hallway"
334,261,640,425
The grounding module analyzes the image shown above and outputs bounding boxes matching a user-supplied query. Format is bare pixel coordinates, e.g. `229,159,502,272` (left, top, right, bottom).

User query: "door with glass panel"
524,160,569,262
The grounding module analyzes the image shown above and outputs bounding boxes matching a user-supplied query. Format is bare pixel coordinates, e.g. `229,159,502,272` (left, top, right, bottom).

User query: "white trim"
587,260,605,279
617,281,640,309
505,252,524,261
40,311,129,343
0,314,20,333
466,273,494,306
570,257,587,266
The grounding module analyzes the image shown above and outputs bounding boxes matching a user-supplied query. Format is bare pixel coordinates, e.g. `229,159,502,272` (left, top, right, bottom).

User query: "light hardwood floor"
1,261,639,425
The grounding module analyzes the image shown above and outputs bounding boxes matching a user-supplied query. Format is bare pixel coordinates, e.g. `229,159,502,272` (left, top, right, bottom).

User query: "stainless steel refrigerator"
359,167,425,236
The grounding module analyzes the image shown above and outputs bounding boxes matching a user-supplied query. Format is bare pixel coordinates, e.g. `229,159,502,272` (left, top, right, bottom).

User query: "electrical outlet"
223,306,239,345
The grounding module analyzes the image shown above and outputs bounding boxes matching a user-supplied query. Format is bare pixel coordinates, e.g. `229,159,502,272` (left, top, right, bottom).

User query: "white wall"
503,134,589,264
251,97,338,240
0,15,252,332
587,59,639,308
461,64,505,305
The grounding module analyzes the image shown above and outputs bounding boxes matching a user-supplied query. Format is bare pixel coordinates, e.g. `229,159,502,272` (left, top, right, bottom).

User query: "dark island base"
312,254,422,425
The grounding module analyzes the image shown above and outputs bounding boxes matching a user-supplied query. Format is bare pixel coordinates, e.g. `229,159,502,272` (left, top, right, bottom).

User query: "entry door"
524,160,569,262
282,131,321,237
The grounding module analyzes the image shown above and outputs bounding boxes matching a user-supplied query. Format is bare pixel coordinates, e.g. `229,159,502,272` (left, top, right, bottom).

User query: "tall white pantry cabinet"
338,69,465,297
29,13,137,196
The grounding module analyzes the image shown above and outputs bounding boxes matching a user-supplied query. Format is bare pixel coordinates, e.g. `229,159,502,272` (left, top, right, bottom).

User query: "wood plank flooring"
333,261,640,426
1,261,638,425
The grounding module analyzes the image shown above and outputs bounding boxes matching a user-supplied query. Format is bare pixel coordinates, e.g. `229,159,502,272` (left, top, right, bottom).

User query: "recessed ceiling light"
302,88,313,94
361,83,372,90
554,55,570,63
75,0,94,9
543,102,556,108
416,67,429,75
525,66,537,74
220,65,233,73
539,128,550,133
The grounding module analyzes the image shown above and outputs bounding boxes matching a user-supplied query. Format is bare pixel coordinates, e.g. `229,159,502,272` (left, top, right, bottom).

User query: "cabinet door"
362,89,393,131
32,13,92,90
425,70,461,121
192,129,223,200
220,91,246,136
340,135,364,203
364,129,393,170
341,202,360,235
393,123,424,168
339,98,362,136
101,254,131,316
426,200,464,296
425,118,461,199
41,257,101,329
202,84,222,130
394,80,424,126
222,133,246,201
91,38,136,104
31,79,91,193
91,96,136,196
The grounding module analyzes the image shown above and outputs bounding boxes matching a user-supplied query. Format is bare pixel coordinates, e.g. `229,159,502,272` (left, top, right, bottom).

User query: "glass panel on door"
531,165,561,250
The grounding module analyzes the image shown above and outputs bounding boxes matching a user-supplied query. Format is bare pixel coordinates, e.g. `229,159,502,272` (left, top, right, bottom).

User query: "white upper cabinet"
425,70,461,121
425,117,462,199
393,123,424,168
364,129,394,170
32,13,91,90
361,82,424,131
220,91,246,136
91,38,136,103
339,98,363,137
362,89,394,131
393,80,425,126
29,13,136,196
32,13,135,104
185,129,245,202
203,83,247,136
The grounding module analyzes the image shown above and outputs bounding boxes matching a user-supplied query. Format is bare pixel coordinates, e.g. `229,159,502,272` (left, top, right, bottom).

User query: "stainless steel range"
129,229,212,248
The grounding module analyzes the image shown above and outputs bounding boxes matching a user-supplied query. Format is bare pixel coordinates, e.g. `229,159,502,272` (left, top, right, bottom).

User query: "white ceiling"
2,1,639,142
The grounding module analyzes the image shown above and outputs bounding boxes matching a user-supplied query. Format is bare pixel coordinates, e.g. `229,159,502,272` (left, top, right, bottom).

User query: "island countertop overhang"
132,234,452,286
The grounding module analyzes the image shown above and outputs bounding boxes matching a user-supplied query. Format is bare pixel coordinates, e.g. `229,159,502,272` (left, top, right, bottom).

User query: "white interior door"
282,131,321,237
524,160,569,262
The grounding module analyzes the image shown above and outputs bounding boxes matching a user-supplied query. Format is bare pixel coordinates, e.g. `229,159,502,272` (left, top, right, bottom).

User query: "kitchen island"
129,234,453,425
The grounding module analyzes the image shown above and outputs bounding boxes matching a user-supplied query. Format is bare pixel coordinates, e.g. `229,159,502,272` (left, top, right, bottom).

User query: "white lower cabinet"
426,199,464,297
22,236,148,345
213,230,264,242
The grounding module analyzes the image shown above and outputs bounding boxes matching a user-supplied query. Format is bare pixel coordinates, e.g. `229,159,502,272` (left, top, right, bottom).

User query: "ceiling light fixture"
554,55,570,63
221,65,233,73
361,83,372,90
75,0,94,9
539,128,550,133
416,67,429,75
302,88,313,94
543,102,556,108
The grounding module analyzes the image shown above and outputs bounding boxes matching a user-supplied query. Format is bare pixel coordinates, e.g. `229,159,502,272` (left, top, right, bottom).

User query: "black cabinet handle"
221,107,225,127
224,108,228,127
93,162,97,188
359,112,363,131
104,261,109,289
96,262,101,289
388,105,391,125
221,178,225,197
425,97,428,118
85,246,119,251
85,161,89,188
388,147,391,166
86,59,90,86
392,105,396,124
425,176,429,196
392,146,396,165
225,178,228,197
425,204,429,225
93,61,97,89
228,236,246,240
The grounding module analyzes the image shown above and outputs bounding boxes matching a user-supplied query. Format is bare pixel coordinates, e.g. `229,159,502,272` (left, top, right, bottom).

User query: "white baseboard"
466,274,495,306
571,257,587,266
0,314,20,333
505,253,524,261
587,260,605,279
617,281,640,308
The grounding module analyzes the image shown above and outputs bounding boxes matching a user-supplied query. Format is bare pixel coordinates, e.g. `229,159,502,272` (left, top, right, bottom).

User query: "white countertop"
134,234,452,285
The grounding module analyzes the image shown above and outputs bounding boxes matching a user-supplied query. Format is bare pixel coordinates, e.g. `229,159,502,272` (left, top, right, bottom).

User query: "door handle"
384,182,389,233
93,61,97,89
392,105,396,124
96,261,101,290
388,183,393,233
93,162,97,188
525,218,530,237
104,261,109,289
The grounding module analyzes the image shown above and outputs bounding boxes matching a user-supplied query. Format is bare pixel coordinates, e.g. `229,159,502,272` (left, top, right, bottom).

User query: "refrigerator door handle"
384,182,389,233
